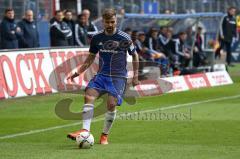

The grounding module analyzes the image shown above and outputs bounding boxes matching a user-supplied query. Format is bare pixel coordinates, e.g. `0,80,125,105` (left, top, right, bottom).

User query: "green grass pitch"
0,65,240,159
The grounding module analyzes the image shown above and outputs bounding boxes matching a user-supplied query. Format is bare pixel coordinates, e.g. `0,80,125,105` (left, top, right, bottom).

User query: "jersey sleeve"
128,41,136,55
89,36,99,54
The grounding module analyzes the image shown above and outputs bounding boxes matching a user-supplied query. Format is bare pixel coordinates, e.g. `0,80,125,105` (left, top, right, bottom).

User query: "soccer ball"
76,132,94,149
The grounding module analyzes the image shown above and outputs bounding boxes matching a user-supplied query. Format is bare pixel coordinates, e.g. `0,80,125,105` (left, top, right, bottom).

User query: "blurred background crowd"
0,0,240,77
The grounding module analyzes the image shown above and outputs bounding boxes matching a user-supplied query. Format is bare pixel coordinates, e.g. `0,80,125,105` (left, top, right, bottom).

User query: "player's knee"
84,89,99,103
107,102,116,112
84,94,96,103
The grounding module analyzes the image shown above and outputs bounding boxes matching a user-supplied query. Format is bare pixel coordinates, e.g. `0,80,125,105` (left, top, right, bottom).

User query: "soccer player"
66,8,139,145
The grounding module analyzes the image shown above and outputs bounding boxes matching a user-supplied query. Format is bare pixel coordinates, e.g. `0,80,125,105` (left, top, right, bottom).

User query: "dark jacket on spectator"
220,14,237,43
172,38,185,57
75,23,89,47
172,38,190,67
145,36,159,51
50,20,72,47
63,18,75,46
159,34,174,57
135,39,152,60
86,21,98,37
0,17,20,49
195,33,203,52
50,17,56,24
18,19,40,48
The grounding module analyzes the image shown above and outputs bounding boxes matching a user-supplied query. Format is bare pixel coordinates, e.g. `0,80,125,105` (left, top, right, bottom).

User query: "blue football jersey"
89,29,136,77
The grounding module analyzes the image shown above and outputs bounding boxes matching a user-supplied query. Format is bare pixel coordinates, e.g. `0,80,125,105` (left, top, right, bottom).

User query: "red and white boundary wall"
0,48,233,100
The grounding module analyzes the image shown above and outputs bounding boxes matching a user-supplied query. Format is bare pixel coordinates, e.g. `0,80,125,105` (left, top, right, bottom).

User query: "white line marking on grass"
141,94,240,113
0,94,239,140
0,122,82,140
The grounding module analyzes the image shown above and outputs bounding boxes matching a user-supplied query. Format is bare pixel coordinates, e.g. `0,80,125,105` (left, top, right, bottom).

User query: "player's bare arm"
67,53,96,82
132,52,139,86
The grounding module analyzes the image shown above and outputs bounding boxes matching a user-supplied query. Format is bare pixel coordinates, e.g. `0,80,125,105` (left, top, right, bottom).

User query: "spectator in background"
82,9,98,36
50,10,72,47
215,6,237,67
119,8,125,16
135,31,167,76
124,27,132,36
164,28,180,75
159,27,174,58
164,9,171,14
75,14,89,47
18,10,40,48
185,27,194,49
131,30,145,77
135,31,151,60
172,32,191,68
0,8,21,49
63,10,75,46
135,32,152,59
146,27,169,76
145,27,160,51
193,27,207,67
82,9,90,19
159,26,169,42
49,15,56,24
138,31,166,60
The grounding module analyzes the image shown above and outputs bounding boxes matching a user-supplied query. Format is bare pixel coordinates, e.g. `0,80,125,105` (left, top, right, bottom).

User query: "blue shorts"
86,74,127,106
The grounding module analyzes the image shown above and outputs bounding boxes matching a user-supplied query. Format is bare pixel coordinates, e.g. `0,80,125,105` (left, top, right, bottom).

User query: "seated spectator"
185,26,194,49
18,10,40,48
63,10,75,46
193,27,207,67
172,31,191,72
135,31,167,76
124,27,132,36
0,8,21,49
135,31,153,60
159,26,168,40
145,27,170,76
159,28,177,75
158,27,173,56
145,27,160,51
75,14,89,47
50,10,72,47
132,31,152,63
131,30,145,76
